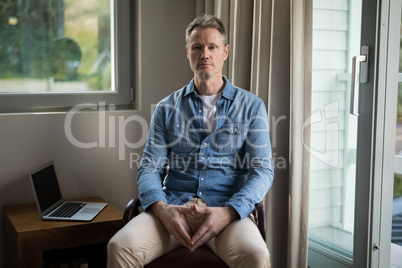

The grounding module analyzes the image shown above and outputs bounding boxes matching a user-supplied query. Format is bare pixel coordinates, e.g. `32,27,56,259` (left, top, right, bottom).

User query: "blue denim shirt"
137,77,274,219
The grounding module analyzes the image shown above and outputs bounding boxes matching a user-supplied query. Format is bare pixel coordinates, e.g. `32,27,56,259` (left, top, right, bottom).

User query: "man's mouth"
199,63,212,68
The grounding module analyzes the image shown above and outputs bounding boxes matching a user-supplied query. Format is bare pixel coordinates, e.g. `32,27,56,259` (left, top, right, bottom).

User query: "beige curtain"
197,1,312,267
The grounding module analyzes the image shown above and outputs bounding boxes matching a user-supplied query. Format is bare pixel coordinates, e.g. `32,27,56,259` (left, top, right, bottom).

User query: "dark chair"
122,197,266,268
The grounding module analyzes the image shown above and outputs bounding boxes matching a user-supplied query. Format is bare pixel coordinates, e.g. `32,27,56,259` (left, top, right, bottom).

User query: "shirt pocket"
212,122,248,153
167,125,197,154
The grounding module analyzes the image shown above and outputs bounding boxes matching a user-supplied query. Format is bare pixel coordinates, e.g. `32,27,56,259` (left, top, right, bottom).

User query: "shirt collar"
184,76,235,101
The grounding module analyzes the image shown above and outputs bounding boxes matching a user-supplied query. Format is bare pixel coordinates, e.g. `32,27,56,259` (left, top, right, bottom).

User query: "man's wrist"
150,200,167,215
223,206,239,222
223,203,240,219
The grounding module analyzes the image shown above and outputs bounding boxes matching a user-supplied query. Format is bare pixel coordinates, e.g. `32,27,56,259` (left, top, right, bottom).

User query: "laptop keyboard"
49,202,86,218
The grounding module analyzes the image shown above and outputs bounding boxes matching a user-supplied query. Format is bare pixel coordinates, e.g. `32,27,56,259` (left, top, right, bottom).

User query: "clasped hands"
151,201,238,251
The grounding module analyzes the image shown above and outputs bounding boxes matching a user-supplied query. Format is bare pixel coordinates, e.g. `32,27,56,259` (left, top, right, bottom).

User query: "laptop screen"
30,162,63,213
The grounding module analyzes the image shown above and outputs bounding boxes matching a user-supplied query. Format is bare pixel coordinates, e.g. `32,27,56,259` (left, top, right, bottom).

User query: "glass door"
308,0,380,266
379,2,402,266
391,7,402,267
390,74,402,266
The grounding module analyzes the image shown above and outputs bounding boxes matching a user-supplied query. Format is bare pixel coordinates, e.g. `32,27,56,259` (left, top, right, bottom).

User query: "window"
308,0,362,263
0,0,133,113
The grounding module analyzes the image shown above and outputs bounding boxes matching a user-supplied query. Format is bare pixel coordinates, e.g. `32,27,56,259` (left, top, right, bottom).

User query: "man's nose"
201,47,210,59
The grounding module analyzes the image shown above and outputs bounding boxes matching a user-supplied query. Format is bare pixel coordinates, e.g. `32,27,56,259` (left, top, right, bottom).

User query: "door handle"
350,46,369,116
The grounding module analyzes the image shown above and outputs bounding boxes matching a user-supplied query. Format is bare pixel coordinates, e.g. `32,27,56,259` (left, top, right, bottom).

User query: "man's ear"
186,46,190,60
224,45,230,60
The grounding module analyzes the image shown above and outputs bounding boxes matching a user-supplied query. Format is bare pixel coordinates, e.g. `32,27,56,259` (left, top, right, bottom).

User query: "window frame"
0,0,134,113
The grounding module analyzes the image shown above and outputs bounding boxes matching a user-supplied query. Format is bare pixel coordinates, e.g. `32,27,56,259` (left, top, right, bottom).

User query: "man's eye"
193,46,202,50
209,46,216,50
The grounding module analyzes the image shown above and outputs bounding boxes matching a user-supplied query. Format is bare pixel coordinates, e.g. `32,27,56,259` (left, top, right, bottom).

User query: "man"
108,14,274,268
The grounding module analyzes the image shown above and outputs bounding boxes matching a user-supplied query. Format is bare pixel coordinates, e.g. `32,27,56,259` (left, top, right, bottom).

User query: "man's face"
186,27,229,81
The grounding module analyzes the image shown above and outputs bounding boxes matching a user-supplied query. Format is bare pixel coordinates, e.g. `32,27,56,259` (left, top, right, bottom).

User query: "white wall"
0,0,196,266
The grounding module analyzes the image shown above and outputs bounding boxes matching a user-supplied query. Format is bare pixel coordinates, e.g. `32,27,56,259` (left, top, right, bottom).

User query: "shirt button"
201,178,204,180
199,192,202,195
204,142,208,146
176,124,179,127
198,109,202,113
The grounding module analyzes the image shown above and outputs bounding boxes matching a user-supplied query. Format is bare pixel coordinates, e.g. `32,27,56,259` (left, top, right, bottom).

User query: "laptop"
29,161,107,221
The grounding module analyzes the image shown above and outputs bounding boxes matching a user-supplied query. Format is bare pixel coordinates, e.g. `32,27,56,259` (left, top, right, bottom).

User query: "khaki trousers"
107,198,270,268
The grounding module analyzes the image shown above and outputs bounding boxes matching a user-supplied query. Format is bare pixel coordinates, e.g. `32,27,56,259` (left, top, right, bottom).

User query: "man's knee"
107,235,142,267
234,243,270,268
249,245,270,268
107,236,119,256
248,244,271,268
107,236,125,264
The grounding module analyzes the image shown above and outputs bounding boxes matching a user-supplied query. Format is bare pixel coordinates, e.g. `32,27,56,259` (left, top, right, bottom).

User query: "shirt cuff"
223,199,252,220
139,189,167,211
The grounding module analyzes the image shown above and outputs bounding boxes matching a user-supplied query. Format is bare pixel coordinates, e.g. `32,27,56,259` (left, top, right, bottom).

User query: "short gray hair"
185,14,228,46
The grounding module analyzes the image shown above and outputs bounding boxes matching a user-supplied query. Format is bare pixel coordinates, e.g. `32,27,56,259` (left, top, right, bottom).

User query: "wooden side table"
2,196,122,268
